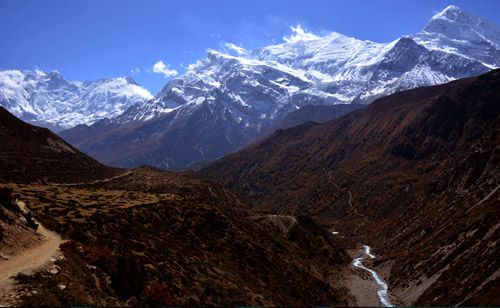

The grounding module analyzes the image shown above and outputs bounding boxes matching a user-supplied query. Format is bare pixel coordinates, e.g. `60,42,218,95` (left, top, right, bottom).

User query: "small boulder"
47,266,59,275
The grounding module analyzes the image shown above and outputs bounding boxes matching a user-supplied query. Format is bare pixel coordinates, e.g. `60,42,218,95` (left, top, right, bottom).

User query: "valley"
0,108,354,305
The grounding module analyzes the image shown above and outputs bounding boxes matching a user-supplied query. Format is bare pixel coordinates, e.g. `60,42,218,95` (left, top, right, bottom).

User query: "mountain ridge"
0,106,119,183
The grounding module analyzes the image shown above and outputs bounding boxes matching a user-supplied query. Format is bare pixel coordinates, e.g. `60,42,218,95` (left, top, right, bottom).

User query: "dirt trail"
347,190,366,219
0,224,62,284
0,201,63,305
51,170,133,186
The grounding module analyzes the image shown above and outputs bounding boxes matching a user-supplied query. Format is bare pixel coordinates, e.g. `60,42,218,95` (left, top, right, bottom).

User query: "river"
352,245,393,307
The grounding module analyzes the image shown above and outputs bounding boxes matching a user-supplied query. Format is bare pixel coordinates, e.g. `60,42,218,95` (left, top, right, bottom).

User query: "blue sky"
1,0,499,94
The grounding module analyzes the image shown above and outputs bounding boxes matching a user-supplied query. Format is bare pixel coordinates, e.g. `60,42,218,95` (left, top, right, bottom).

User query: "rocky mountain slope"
60,5,499,170
200,69,500,306
270,104,365,131
0,107,118,183
0,70,152,131
0,110,352,306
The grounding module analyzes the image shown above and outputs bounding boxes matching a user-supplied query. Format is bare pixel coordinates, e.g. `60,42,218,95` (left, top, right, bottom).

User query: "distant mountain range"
3,5,500,169
59,5,500,169
0,70,152,131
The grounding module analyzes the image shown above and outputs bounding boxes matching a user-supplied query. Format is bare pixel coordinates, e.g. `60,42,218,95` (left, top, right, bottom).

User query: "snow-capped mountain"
117,5,497,124
415,5,500,67
117,50,328,127
61,5,499,170
0,70,152,131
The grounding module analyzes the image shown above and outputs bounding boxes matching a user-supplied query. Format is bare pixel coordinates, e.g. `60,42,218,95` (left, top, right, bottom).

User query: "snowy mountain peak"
415,5,500,68
423,5,500,47
432,5,469,21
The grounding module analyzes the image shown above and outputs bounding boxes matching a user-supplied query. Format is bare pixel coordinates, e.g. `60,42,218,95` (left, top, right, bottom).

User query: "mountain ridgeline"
59,5,499,170
200,69,500,306
0,107,119,183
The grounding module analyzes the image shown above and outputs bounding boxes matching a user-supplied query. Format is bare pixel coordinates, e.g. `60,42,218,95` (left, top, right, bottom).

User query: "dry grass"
3,183,180,231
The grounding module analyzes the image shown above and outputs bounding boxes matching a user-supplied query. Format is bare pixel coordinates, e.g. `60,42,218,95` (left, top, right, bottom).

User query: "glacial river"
352,245,393,307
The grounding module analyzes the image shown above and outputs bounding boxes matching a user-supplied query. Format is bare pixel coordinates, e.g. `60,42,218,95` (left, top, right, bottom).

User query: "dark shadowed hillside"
0,107,119,183
201,69,500,306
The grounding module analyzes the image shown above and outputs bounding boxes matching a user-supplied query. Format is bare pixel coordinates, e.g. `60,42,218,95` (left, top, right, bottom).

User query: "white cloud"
130,67,141,74
283,24,319,43
223,42,248,56
34,69,47,76
187,59,203,71
152,60,178,77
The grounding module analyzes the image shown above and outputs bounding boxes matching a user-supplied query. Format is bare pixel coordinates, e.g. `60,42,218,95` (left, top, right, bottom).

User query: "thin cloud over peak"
152,60,178,77
283,24,319,43
223,42,248,56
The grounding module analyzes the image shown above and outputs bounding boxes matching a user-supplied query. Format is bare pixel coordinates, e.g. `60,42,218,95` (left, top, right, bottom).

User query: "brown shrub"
86,245,116,271
60,240,76,250
143,280,176,306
